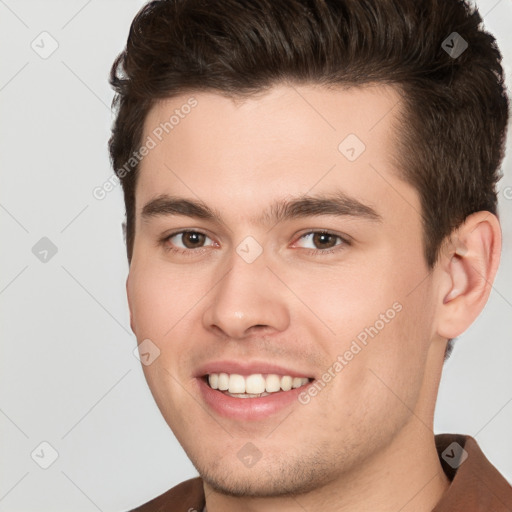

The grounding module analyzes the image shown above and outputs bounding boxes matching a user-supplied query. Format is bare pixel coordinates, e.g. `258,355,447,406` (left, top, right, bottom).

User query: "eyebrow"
141,192,382,227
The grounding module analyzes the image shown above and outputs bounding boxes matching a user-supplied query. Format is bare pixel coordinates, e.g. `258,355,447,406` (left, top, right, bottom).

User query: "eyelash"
159,230,351,257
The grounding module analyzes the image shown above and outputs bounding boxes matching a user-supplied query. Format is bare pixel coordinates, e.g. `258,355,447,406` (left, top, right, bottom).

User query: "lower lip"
197,378,312,421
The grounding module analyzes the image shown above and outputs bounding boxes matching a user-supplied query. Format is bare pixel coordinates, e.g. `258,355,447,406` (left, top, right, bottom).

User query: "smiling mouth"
204,372,313,398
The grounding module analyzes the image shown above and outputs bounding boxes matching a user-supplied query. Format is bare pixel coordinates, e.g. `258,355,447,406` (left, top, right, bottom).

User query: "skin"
126,83,501,511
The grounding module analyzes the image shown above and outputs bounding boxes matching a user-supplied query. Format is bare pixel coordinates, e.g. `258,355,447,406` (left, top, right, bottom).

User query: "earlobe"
436,212,501,339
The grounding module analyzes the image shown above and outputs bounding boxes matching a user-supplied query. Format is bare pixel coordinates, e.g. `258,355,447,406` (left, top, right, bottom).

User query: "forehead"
136,83,417,225
142,83,402,158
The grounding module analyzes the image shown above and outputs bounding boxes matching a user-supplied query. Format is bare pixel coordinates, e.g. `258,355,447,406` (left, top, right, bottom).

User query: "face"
127,84,442,497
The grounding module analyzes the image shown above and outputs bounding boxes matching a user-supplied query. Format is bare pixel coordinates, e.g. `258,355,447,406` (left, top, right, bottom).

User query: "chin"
193,454,338,498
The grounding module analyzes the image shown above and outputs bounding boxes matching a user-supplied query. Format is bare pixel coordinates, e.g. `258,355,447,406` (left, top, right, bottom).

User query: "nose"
202,251,290,340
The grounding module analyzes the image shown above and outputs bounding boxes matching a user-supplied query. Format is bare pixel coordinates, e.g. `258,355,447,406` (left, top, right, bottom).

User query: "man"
109,0,512,510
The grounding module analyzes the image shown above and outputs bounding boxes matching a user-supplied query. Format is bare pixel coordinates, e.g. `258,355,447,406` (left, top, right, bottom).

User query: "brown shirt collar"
130,434,512,511
434,434,512,511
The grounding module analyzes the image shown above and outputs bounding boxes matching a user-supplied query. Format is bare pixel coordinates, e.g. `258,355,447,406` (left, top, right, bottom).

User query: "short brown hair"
109,0,509,267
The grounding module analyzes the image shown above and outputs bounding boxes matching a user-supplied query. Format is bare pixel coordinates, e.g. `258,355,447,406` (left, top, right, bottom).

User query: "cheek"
128,261,202,339
347,281,436,416
311,306,430,449
300,254,435,407
127,262,215,390
286,258,397,344
128,264,202,424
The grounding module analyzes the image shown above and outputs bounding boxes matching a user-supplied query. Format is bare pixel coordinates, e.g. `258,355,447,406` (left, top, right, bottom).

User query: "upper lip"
195,360,315,379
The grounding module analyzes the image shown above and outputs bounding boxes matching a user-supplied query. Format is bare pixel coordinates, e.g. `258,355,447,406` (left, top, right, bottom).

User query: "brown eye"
311,232,338,249
180,231,206,248
165,230,213,251
295,231,345,251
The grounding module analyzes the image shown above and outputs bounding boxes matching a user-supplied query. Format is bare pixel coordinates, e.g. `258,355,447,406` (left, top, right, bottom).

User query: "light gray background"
0,1,511,510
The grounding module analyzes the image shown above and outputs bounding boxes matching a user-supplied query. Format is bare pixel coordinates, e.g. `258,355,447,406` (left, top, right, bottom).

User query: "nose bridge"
202,246,290,338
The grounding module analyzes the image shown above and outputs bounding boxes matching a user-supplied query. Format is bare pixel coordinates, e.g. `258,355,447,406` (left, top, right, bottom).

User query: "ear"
435,211,501,339
126,274,136,334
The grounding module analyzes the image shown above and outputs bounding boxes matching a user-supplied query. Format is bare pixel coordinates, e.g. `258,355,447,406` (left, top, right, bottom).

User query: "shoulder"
128,477,205,512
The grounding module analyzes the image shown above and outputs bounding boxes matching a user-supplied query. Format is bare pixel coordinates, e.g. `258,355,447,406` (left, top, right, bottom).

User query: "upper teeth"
208,373,310,394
